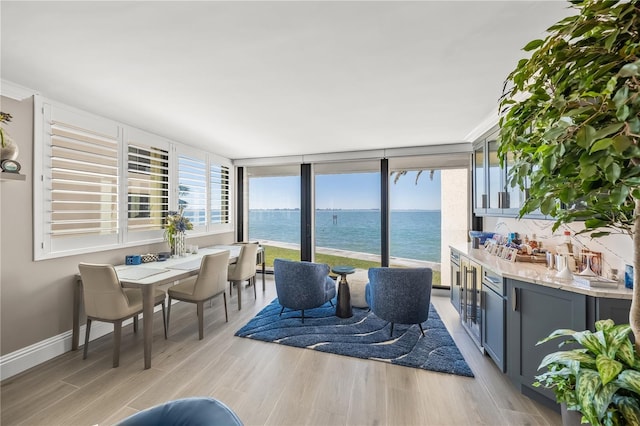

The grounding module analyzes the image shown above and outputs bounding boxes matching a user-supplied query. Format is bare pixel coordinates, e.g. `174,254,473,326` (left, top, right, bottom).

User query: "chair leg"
166,297,172,336
253,277,257,300
113,320,122,368
83,319,92,360
390,322,394,337
161,302,167,339
197,301,204,340
418,323,425,337
279,306,285,316
223,293,228,322
229,282,233,296
133,315,138,333
329,299,334,307
301,309,305,324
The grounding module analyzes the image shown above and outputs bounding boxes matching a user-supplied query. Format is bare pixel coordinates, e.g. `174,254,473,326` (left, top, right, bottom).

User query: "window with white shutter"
126,128,170,241
210,162,230,225
178,153,207,230
34,96,234,260
36,101,121,258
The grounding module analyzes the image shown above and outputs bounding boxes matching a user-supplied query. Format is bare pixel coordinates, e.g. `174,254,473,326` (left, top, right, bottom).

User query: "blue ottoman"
116,397,243,426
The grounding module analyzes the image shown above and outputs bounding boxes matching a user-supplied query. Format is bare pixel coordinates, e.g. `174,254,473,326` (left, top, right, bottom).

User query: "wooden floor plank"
1,275,561,426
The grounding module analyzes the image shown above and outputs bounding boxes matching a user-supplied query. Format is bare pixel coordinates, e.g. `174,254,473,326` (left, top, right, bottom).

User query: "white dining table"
72,245,264,369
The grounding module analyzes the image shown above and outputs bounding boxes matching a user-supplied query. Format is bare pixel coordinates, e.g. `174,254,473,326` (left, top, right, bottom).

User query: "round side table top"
332,265,356,275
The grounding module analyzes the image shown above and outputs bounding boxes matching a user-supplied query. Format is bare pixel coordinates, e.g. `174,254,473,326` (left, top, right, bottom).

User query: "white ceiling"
1,1,571,160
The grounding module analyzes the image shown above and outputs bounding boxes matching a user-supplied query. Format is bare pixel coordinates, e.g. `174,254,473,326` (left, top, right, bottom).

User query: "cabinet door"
506,279,586,406
461,258,482,346
487,139,503,214
482,286,505,372
473,143,487,214
587,297,632,330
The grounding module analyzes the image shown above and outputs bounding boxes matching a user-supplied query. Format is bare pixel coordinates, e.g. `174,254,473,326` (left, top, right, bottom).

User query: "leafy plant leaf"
612,135,632,153
576,369,602,424
619,63,639,77
605,163,621,183
596,354,623,386
593,123,624,140
538,350,597,371
576,125,596,148
613,395,640,425
523,39,544,51
616,370,640,394
590,138,613,153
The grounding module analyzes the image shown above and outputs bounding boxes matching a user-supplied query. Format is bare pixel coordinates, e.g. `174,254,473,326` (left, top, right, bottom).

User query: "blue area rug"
235,299,474,377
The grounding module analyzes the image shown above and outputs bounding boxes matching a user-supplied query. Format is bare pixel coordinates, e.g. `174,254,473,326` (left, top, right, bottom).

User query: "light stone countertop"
450,243,633,300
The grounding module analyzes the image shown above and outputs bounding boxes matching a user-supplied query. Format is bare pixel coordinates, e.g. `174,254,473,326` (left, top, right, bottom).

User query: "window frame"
34,95,233,260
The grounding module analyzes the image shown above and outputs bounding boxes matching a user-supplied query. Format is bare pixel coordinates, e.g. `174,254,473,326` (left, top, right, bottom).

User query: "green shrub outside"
262,244,441,285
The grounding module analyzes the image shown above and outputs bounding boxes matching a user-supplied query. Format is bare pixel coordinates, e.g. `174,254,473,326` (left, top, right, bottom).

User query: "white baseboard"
0,304,166,381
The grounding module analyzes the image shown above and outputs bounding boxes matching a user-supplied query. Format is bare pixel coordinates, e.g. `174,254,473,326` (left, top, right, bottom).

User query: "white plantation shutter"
178,154,207,229
35,96,235,260
50,122,119,237
126,138,169,237
210,162,230,224
37,101,121,258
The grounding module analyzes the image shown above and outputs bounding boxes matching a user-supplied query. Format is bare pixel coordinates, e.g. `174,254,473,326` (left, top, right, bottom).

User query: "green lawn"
262,244,441,285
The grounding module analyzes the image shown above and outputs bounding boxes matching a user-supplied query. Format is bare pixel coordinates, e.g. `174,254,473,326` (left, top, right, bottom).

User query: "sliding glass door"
314,161,381,270
247,165,301,265
389,156,469,288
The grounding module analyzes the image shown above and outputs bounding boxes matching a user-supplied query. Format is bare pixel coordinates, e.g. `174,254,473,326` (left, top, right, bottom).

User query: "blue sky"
249,170,441,210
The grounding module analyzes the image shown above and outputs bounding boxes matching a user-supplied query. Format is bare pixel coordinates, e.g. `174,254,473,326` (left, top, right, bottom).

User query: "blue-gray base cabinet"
482,283,505,372
506,279,587,409
505,278,632,410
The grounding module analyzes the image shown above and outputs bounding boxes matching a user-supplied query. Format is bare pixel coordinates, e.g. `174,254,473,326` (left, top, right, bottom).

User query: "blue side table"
332,265,355,318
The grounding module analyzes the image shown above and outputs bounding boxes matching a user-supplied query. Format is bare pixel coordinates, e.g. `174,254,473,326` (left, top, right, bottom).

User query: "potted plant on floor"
534,320,640,425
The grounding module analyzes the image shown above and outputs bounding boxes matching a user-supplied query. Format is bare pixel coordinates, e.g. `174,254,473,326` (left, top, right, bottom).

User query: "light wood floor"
1,275,561,426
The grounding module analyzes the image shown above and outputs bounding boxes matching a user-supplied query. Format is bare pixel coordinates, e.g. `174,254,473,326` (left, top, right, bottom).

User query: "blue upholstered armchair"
274,258,336,322
365,267,433,336
116,397,243,425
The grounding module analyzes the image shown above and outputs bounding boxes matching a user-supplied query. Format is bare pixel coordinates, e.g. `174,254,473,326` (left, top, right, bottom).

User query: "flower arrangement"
164,208,193,253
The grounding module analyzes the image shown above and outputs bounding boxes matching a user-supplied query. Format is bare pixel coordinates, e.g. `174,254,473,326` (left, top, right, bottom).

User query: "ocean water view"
249,209,441,262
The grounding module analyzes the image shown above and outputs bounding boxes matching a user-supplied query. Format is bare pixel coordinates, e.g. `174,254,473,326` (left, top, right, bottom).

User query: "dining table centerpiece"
164,208,193,257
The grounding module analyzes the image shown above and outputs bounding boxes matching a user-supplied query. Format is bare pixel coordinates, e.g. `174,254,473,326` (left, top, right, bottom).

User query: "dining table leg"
141,285,155,369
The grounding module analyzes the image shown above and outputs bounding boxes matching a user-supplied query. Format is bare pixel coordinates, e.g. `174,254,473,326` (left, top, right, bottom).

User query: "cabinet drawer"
483,268,504,295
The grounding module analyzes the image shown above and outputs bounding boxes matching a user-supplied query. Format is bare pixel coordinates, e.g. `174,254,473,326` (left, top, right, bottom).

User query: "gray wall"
0,95,234,356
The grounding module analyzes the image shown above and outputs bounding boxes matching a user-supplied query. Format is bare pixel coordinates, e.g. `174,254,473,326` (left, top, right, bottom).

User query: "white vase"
171,232,186,257
0,132,18,161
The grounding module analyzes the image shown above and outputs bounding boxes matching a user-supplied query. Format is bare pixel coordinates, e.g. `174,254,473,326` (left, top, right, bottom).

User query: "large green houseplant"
499,0,640,338
534,320,640,424
498,0,640,422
